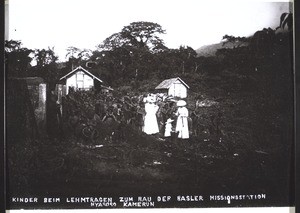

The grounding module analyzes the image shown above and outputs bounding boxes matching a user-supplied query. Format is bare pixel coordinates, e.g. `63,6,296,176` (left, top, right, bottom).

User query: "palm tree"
277,13,293,31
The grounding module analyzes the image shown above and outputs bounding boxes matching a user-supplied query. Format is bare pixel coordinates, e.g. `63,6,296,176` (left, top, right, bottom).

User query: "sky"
6,0,292,61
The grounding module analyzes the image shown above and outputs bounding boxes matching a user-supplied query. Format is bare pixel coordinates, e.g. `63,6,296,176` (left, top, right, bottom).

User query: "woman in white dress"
175,100,189,139
143,97,159,135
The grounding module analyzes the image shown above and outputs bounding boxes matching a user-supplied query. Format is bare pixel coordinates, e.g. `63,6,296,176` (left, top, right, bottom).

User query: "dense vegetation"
5,17,295,208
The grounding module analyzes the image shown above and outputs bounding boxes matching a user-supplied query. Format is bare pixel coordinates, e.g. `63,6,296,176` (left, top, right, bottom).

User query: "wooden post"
62,85,67,96
36,83,47,134
55,84,65,115
55,84,63,104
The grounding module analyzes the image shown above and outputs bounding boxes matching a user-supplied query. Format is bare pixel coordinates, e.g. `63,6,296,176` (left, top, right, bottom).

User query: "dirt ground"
6,90,294,208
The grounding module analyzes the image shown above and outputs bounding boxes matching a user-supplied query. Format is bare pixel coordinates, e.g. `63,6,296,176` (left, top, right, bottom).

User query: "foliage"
6,15,294,206
65,46,92,69
99,21,167,52
277,13,293,31
5,40,33,77
34,47,58,67
5,40,23,52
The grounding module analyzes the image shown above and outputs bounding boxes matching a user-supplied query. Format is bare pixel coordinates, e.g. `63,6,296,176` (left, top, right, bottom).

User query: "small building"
155,77,189,99
59,66,102,94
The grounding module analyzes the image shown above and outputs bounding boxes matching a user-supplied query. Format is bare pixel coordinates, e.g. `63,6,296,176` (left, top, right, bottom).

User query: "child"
164,118,174,138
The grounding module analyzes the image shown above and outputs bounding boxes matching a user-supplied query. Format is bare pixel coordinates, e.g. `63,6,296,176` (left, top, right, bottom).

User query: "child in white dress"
164,118,174,137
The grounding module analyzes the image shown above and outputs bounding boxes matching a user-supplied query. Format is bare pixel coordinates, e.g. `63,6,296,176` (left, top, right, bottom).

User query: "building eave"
59,66,103,83
155,77,190,90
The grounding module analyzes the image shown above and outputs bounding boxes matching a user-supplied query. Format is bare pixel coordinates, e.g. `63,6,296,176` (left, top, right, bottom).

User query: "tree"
177,46,198,74
250,28,275,55
34,47,58,67
66,46,92,69
277,13,293,31
90,48,132,85
221,35,249,47
5,40,33,77
31,47,59,84
99,21,167,53
5,40,22,52
93,22,168,84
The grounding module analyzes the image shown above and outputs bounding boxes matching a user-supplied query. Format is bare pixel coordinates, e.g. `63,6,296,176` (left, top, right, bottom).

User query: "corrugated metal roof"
155,77,189,89
59,66,103,83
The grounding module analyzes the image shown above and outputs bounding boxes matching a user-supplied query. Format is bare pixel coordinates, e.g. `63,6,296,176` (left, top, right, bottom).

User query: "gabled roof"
59,66,103,82
155,77,189,90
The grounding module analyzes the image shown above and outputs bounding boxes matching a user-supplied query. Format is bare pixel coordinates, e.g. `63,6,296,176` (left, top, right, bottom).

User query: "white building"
155,77,189,99
59,66,102,94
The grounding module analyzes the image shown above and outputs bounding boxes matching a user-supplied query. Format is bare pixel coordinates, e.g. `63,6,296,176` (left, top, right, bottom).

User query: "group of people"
60,89,191,141
143,95,190,140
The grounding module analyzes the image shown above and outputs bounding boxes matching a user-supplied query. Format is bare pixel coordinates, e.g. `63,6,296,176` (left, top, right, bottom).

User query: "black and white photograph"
4,0,295,211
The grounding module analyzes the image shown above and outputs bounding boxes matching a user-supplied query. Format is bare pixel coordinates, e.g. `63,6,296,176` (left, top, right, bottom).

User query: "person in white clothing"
143,96,159,135
175,100,189,139
164,118,174,137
